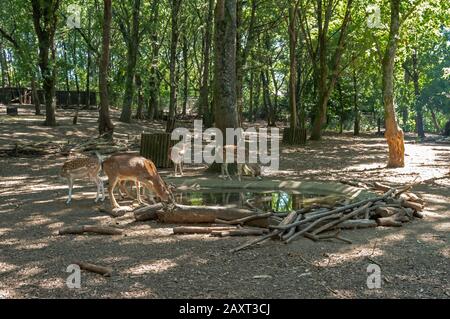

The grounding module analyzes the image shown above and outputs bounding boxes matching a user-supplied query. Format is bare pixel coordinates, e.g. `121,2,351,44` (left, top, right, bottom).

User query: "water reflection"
174,191,324,212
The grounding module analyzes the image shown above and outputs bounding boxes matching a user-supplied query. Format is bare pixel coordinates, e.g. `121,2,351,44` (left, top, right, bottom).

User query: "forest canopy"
0,0,448,139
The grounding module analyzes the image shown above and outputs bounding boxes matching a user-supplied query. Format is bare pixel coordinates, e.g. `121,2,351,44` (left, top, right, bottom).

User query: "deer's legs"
66,178,74,204
108,177,121,209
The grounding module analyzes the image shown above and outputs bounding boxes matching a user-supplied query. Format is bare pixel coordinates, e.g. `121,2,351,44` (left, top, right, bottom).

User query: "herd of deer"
60,144,252,208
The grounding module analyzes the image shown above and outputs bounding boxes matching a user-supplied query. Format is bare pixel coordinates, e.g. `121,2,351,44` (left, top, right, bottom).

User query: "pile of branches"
0,141,65,157
63,137,138,156
131,183,424,253
0,136,140,158
231,185,424,252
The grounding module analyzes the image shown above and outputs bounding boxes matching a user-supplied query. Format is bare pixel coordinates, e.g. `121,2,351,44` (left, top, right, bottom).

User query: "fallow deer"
217,144,243,181
102,154,171,209
168,144,187,177
60,152,105,204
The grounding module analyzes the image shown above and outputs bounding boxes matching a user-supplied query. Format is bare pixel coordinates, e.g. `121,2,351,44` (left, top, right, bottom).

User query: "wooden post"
140,132,174,168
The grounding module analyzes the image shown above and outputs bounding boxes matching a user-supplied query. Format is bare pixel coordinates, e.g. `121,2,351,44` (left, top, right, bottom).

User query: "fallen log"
374,182,391,192
214,212,273,225
230,211,298,253
403,200,424,212
376,217,402,227
211,228,267,237
405,192,424,204
58,226,122,236
333,219,378,229
284,214,342,244
173,226,237,234
311,202,372,235
73,261,113,277
374,206,401,218
157,204,278,228
134,203,164,221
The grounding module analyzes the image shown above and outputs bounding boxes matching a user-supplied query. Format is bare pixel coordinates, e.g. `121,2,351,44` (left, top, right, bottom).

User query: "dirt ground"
0,105,449,299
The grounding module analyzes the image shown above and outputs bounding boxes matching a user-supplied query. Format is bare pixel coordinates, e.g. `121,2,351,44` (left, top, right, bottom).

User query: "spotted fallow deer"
60,152,105,204
102,154,171,209
217,144,243,182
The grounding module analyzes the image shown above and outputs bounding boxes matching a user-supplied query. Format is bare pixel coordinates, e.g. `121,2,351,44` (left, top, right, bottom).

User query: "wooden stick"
214,212,273,225
230,211,297,253
284,214,342,244
73,261,113,277
333,219,377,229
211,228,267,237
58,226,122,236
403,200,424,212
173,226,237,234
271,189,394,231
311,202,372,235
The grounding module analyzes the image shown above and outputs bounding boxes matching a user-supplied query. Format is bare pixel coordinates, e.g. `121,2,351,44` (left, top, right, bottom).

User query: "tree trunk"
147,1,161,120
353,70,360,135
120,0,141,123
182,34,188,116
199,0,214,127
310,0,353,140
98,0,114,138
31,71,41,115
261,71,274,126
134,74,144,119
412,50,425,138
213,0,239,134
288,3,298,129
166,0,182,133
31,0,60,126
382,0,404,168
0,43,6,88
235,0,257,125
429,106,441,133
85,11,91,109
63,42,70,108
337,81,344,134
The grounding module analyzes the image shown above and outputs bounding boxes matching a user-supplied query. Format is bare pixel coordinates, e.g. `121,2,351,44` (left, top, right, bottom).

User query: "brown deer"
60,152,105,204
218,145,243,181
102,154,171,209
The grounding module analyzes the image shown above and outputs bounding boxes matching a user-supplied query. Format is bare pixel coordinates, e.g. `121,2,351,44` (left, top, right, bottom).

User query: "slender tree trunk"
63,42,70,108
214,0,239,134
429,106,441,133
337,81,344,134
73,33,80,108
382,0,404,167
85,11,91,108
31,0,60,126
310,0,353,140
249,69,254,123
353,70,360,135
182,34,188,116
261,70,274,126
147,1,161,120
0,43,6,88
134,74,144,119
98,0,114,138
288,3,298,129
166,0,182,132
199,0,214,127
31,71,41,114
412,50,425,138
120,0,141,123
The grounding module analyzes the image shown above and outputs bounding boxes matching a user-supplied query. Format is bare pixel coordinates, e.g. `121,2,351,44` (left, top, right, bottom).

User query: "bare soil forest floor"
0,105,449,299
